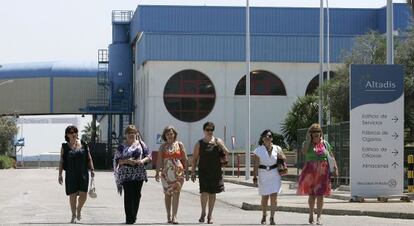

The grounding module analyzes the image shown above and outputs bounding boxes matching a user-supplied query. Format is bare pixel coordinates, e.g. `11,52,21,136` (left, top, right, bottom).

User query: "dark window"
305,71,336,95
234,70,286,96
163,70,216,122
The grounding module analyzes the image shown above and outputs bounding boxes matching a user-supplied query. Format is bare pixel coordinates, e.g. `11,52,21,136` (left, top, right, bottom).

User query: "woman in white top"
253,129,286,225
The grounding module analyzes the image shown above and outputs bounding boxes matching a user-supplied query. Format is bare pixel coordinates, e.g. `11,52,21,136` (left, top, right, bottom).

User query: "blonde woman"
113,125,152,225
297,123,338,225
155,125,189,224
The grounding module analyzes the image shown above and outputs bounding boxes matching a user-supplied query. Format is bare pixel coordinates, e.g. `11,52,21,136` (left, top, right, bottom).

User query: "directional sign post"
350,64,404,198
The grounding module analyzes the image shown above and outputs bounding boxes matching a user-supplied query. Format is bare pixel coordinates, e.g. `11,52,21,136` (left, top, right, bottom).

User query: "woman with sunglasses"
113,125,152,224
191,121,229,224
252,129,286,225
58,125,95,223
297,123,338,225
155,125,189,224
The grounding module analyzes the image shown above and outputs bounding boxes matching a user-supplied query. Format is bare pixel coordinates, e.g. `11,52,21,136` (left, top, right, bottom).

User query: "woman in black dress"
58,125,95,223
191,122,229,224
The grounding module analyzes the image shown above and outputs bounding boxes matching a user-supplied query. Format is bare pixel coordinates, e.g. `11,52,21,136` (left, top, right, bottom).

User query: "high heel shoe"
198,213,205,223
269,217,275,225
308,215,314,224
70,214,76,223
316,217,322,225
207,216,213,224
260,215,266,224
167,216,172,223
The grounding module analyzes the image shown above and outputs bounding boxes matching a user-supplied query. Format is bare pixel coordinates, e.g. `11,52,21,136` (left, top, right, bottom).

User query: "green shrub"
0,155,14,169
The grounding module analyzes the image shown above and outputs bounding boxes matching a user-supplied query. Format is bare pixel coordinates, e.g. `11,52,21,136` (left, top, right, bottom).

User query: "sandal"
309,215,314,224
316,217,322,225
70,214,76,223
269,217,275,225
207,216,213,224
199,213,205,223
260,215,266,224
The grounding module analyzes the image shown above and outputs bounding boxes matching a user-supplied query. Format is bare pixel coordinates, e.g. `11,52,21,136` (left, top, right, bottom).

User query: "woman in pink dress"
297,123,338,225
155,125,189,224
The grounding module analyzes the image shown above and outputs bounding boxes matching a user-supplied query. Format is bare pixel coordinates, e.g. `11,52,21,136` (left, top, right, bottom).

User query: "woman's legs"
199,192,208,221
207,193,216,224
316,196,324,224
261,195,269,224
164,194,172,222
172,192,180,223
269,193,277,225
308,195,316,223
76,192,87,220
69,194,77,222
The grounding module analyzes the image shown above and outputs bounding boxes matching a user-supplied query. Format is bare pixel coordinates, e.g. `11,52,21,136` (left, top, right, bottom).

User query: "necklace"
165,142,175,152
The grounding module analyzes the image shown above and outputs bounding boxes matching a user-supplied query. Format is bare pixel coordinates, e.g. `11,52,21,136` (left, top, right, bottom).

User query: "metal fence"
297,122,350,186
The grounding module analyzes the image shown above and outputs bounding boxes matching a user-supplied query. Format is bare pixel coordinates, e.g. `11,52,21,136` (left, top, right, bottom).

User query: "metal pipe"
318,0,324,125
245,0,251,180
387,0,394,64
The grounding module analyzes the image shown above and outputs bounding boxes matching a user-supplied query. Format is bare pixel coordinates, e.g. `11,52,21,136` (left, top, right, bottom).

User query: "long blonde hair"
302,123,323,153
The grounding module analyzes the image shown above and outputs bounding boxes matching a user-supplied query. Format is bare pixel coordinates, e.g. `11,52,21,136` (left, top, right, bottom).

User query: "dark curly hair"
258,129,273,146
64,125,78,142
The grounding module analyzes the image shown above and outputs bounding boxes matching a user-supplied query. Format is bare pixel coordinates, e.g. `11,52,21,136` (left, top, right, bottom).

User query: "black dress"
62,143,90,195
198,139,224,193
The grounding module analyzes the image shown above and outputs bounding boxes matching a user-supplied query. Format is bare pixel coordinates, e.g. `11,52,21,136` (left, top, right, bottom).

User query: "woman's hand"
252,177,258,186
91,171,95,178
155,173,160,182
58,175,63,185
191,172,197,182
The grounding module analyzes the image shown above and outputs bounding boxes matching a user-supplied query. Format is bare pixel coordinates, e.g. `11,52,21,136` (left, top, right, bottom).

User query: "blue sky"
0,0,408,156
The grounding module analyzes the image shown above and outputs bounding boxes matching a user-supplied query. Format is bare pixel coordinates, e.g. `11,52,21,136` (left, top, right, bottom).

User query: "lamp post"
318,0,324,125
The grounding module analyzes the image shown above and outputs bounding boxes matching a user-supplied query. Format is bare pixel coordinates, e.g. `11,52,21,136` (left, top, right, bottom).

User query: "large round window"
163,70,216,122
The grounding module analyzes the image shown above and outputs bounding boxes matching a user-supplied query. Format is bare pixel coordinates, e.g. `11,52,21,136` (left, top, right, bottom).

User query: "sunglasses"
264,134,272,138
205,128,214,132
68,131,77,134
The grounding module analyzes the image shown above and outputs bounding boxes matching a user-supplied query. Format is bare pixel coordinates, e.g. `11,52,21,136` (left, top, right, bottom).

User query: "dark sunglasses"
264,133,272,138
68,131,77,134
205,128,214,132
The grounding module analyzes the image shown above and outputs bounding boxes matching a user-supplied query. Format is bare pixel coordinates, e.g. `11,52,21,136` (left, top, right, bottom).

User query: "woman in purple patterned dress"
114,125,151,224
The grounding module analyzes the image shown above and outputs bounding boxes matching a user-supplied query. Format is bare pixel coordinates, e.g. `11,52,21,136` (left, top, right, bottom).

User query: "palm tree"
81,122,100,143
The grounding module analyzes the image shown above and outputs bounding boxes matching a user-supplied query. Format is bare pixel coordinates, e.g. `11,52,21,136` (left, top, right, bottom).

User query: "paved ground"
0,168,413,226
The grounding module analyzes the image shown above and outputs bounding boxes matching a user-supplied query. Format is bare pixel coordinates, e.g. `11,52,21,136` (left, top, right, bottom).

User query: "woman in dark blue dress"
58,125,95,223
191,121,229,224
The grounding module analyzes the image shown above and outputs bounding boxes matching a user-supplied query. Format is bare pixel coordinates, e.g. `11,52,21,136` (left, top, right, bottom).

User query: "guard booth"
89,143,112,169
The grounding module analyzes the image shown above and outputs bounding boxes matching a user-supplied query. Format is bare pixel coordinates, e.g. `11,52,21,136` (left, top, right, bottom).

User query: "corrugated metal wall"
130,4,412,66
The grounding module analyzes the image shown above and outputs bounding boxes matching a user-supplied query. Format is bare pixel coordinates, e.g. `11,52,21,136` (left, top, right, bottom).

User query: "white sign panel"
350,65,404,198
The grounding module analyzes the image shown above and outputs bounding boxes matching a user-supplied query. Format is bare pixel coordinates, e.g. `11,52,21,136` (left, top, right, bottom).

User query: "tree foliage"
323,30,414,131
81,122,100,144
0,117,18,155
281,95,322,147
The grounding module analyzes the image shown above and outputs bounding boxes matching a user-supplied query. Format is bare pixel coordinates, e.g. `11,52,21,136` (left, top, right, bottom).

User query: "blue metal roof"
0,61,98,79
130,4,412,65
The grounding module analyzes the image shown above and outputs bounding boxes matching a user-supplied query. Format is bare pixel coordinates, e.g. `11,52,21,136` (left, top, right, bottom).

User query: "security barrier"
408,155,413,193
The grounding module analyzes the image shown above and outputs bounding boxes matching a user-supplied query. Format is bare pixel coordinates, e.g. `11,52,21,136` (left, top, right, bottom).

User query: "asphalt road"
0,169,413,225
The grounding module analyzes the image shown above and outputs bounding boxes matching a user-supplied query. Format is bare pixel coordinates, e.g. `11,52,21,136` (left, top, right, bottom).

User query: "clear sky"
0,0,409,157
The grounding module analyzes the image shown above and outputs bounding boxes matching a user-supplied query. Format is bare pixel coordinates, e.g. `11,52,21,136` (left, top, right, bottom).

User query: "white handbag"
88,178,97,198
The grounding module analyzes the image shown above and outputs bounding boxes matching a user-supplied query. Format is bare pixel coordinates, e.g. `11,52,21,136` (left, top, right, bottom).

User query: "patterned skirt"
297,160,331,196
161,158,185,195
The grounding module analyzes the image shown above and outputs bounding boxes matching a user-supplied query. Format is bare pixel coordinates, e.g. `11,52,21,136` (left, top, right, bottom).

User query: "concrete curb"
241,202,414,219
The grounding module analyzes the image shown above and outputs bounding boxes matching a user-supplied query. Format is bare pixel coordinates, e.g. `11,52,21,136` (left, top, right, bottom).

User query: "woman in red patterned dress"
155,125,189,224
297,123,338,225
